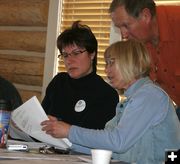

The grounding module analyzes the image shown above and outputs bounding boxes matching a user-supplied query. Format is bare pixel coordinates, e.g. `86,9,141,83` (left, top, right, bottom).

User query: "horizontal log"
0,0,49,103
14,83,42,92
0,54,44,75
0,72,43,86
0,31,46,52
18,89,42,103
0,54,44,85
0,0,49,26
0,50,44,58
0,26,47,32
15,83,42,102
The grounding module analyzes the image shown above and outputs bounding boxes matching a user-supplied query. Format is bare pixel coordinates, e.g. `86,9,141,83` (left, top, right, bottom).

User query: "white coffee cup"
91,149,112,164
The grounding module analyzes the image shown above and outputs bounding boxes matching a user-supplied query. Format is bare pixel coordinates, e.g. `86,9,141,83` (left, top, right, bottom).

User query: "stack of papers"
11,96,71,150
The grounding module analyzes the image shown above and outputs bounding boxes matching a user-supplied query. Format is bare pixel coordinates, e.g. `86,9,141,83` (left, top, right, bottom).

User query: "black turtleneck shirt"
42,72,119,129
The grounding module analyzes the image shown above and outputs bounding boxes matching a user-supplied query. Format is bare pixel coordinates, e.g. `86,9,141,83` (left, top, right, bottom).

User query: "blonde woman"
42,40,180,164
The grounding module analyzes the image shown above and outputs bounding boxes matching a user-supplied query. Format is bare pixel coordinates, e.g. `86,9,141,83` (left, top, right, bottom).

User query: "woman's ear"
90,52,96,60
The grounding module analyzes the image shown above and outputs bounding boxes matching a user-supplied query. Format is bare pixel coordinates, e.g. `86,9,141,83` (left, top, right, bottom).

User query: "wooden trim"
14,83,42,92
41,0,62,100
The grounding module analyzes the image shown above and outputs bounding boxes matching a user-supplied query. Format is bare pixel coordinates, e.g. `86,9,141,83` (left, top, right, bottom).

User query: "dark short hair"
109,0,156,18
57,21,98,72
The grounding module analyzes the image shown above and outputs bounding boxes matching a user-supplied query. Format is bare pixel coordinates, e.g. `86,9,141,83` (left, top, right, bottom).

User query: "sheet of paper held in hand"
11,96,71,150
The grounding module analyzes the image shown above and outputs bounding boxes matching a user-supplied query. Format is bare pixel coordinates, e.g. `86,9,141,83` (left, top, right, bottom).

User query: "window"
58,0,112,79
58,0,180,79
42,0,180,98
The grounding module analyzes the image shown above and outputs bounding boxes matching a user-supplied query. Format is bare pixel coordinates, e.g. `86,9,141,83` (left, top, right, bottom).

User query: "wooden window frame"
42,0,180,99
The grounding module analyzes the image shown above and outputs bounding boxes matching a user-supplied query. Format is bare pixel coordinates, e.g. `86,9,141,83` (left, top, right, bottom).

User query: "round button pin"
74,100,86,112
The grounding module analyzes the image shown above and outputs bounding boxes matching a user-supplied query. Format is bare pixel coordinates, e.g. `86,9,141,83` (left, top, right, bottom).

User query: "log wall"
0,0,49,102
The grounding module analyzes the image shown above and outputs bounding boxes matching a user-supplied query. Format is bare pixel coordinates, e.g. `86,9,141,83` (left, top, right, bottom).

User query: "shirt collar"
124,77,151,99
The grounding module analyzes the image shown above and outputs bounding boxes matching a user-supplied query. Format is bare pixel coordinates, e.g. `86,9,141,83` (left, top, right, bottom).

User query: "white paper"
9,123,35,142
11,96,71,150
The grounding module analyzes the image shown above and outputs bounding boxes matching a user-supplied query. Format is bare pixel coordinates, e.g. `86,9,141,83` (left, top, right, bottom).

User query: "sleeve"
41,73,66,114
41,87,51,114
68,86,169,153
41,84,52,114
71,143,91,155
41,74,59,114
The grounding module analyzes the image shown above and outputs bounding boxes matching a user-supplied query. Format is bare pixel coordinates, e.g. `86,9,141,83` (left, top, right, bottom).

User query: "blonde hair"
104,40,151,84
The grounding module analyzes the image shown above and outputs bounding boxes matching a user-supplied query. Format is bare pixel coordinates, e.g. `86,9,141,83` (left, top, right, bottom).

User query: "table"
0,148,90,164
0,148,129,164
0,159,86,164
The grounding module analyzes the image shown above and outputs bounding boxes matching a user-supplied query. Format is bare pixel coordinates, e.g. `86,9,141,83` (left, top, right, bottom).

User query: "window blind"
58,0,112,79
58,0,179,78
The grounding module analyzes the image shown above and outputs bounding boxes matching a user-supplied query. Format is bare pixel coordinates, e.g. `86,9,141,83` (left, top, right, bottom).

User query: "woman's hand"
41,115,71,138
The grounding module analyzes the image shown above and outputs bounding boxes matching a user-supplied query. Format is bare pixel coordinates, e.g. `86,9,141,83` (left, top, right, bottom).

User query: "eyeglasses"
58,49,87,59
105,58,115,67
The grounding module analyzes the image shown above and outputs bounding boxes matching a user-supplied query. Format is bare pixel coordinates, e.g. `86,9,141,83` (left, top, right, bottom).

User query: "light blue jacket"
69,77,180,163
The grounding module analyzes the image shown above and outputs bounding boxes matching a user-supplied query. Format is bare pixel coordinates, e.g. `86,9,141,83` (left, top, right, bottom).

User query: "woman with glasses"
41,21,119,129
42,40,180,163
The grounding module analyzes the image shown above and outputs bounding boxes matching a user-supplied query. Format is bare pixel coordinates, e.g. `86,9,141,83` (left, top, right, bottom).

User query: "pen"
7,144,28,151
